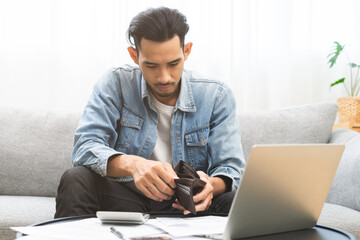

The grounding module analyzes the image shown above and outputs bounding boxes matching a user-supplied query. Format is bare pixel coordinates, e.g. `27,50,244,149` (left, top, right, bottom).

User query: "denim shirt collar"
141,70,196,113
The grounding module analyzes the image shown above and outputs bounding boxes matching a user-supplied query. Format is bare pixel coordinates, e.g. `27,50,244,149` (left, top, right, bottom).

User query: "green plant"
327,41,360,96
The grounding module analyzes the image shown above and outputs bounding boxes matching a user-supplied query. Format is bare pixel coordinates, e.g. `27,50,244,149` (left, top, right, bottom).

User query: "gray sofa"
1,102,359,240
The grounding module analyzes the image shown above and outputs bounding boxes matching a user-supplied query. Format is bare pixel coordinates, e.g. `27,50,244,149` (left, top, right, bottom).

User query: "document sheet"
12,215,228,240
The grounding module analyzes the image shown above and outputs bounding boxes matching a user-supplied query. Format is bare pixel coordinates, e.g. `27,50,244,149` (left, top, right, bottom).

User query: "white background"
1,0,359,112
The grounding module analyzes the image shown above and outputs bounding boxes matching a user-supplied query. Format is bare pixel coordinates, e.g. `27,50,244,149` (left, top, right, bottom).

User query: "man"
55,7,245,218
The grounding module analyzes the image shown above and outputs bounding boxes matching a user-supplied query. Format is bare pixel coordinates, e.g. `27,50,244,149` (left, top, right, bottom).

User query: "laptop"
223,144,344,239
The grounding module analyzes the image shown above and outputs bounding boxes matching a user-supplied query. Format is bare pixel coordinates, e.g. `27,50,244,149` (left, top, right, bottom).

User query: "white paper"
12,218,165,240
153,216,228,237
113,219,168,238
12,216,227,239
16,237,56,240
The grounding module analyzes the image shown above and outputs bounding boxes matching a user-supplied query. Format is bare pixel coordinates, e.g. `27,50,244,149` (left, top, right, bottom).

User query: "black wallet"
174,160,206,214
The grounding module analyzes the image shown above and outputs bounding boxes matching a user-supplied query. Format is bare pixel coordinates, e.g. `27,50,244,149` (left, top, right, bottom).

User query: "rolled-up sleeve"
72,69,123,177
207,84,246,191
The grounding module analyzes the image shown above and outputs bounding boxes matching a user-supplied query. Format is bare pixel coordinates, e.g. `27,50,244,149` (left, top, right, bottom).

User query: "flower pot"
337,96,360,123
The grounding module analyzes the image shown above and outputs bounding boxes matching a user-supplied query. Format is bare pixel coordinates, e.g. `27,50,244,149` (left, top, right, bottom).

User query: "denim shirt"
72,65,246,191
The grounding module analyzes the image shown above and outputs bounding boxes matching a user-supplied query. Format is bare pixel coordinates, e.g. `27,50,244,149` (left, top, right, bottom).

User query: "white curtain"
1,0,359,112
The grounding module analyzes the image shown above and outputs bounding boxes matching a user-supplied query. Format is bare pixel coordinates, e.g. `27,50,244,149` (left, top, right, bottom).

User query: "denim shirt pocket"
117,106,144,149
184,125,209,170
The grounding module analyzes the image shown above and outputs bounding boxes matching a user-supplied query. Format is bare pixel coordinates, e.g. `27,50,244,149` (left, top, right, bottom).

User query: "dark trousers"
55,166,235,218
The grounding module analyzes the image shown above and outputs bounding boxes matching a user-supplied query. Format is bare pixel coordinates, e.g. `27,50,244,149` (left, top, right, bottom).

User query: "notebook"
223,144,344,239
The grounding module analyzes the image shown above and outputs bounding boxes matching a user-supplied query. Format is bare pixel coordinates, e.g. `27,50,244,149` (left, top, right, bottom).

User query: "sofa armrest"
326,128,360,212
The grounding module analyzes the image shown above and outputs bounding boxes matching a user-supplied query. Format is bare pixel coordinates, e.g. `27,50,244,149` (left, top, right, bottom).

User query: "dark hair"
127,7,189,52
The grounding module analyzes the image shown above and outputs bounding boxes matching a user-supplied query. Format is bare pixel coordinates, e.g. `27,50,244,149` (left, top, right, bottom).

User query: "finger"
163,164,179,179
195,193,213,212
160,163,178,189
135,177,170,201
146,182,172,200
184,210,191,215
196,171,208,180
138,184,163,202
193,183,213,203
154,176,175,196
144,165,175,196
172,201,186,211
172,201,192,215
145,173,174,197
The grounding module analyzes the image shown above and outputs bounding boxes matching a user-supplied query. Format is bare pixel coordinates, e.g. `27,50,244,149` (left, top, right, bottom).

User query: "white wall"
1,0,359,112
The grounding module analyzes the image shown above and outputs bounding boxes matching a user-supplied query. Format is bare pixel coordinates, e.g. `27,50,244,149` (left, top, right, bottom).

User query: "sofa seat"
319,203,360,239
0,196,55,239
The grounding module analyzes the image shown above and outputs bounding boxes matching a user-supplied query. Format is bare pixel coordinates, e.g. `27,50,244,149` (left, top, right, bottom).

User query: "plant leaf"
330,78,345,87
348,63,357,68
327,41,344,68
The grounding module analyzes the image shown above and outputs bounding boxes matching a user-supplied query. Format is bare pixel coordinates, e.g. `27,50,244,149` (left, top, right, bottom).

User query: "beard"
150,81,179,98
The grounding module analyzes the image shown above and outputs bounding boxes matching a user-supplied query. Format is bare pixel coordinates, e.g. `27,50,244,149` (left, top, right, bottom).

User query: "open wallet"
174,160,206,214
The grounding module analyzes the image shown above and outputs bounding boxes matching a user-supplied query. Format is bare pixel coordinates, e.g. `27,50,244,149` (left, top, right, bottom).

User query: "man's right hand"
107,154,178,202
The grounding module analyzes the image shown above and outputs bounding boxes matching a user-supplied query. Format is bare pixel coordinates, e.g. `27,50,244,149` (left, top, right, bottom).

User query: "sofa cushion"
238,102,338,161
0,195,55,240
0,106,81,197
327,128,360,212
318,203,360,239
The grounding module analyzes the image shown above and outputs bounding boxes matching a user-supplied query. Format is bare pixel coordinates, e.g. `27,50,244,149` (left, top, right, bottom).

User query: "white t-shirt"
149,92,174,165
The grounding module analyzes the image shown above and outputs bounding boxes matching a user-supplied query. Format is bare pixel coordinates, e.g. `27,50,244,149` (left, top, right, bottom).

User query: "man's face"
130,35,192,106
